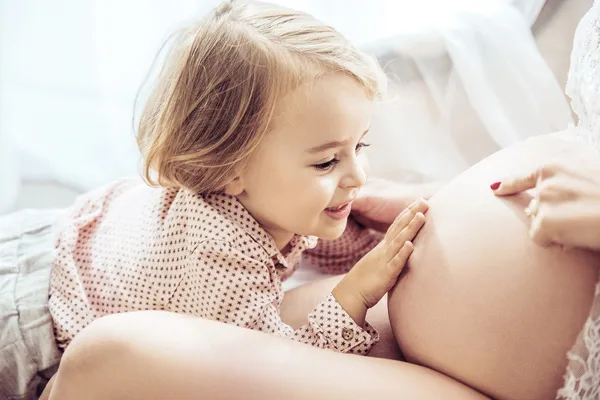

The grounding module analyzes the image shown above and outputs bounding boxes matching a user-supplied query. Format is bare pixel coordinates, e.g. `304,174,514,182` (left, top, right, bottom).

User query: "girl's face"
227,73,373,249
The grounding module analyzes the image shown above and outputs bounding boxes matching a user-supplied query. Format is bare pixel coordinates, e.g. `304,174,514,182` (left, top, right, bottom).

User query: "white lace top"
556,3,600,399
565,0,600,151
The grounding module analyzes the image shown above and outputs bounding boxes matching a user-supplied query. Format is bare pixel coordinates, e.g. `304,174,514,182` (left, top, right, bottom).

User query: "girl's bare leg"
280,274,403,360
48,311,487,400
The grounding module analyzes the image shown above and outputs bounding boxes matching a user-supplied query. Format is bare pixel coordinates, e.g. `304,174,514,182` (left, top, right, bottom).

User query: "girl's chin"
313,219,348,240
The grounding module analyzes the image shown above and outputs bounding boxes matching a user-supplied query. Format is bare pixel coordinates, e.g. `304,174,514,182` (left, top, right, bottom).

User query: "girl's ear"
224,175,245,196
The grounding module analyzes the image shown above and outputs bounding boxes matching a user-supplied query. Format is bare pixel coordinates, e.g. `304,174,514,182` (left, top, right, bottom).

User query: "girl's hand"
332,198,429,325
352,178,440,232
493,147,600,251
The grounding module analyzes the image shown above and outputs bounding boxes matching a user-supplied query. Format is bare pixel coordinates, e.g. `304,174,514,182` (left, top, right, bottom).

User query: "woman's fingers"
493,164,562,196
492,172,538,195
529,212,554,247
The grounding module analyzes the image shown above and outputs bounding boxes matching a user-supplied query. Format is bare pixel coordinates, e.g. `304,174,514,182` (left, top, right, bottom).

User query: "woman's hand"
492,146,600,251
333,198,429,326
352,178,441,232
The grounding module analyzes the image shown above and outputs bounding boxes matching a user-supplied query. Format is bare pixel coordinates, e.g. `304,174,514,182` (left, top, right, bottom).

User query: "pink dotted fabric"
49,178,380,354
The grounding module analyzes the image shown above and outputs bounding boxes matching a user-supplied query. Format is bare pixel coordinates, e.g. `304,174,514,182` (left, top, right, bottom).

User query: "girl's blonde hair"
137,0,386,194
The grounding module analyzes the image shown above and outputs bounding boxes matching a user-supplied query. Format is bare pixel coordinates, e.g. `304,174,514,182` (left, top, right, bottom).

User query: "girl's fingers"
386,213,425,260
387,199,428,237
386,241,413,279
399,212,426,242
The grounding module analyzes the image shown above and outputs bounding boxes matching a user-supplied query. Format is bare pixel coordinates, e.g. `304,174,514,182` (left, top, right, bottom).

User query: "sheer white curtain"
363,0,572,182
0,0,210,213
0,0,566,212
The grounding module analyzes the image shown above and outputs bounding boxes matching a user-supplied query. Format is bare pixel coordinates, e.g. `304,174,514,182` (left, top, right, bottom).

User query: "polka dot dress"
49,178,380,354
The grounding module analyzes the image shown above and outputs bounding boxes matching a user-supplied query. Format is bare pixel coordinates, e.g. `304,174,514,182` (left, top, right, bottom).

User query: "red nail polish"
490,182,501,190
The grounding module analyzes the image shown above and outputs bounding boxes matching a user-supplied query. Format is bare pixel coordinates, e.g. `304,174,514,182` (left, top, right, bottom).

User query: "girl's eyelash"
312,142,371,171
313,158,339,171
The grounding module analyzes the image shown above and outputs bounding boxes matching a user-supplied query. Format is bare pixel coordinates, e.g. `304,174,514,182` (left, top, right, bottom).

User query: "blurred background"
0,0,592,215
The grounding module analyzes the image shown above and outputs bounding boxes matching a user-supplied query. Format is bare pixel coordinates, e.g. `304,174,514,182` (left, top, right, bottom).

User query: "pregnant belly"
388,134,600,400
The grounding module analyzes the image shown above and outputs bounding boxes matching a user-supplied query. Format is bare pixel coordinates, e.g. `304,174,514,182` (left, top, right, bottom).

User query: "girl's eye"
313,158,340,171
356,142,371,152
